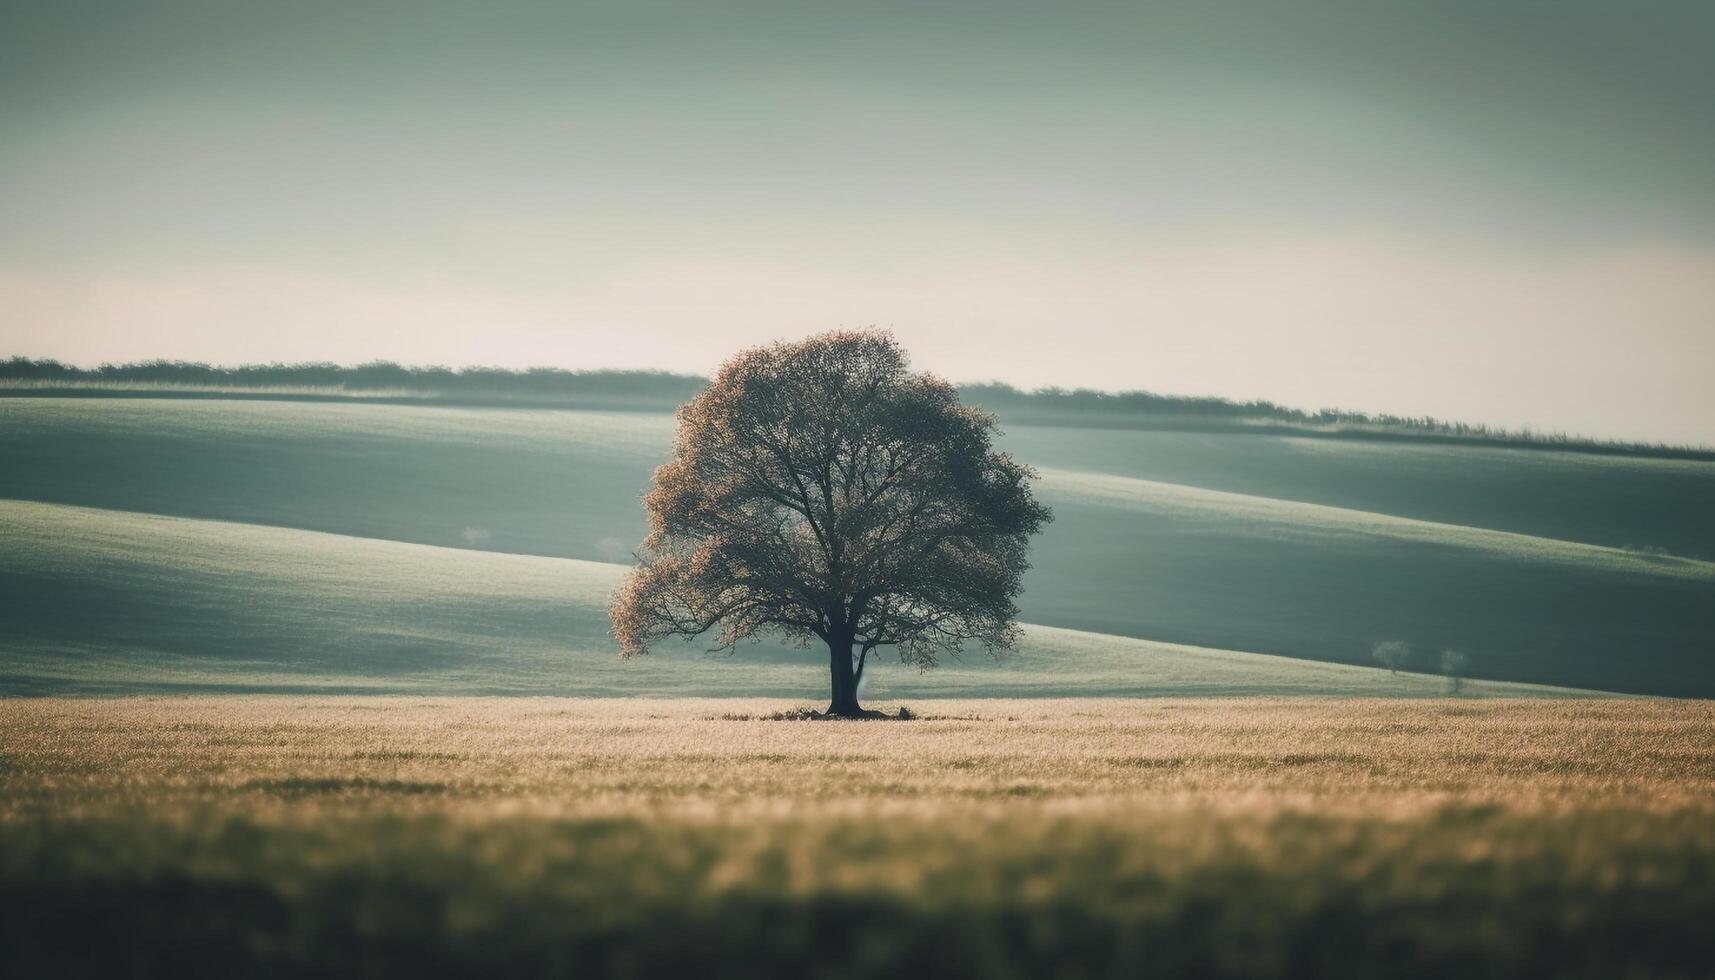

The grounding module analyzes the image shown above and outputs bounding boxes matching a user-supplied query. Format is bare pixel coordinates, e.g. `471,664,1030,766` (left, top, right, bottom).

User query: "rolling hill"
0,499,1595,699
2,394,1710,697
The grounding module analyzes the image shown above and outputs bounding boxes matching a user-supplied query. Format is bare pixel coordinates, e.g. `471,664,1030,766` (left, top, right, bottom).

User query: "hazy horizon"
4,350,1712,450
3,1,1713,444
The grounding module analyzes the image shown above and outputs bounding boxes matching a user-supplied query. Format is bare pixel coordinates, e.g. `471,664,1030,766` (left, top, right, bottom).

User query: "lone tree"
1440,648,1471,695
611,331,1053,717
1372,639,1409,676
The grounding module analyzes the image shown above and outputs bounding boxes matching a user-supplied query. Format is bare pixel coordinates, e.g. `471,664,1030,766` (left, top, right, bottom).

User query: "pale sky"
2,1,1713,443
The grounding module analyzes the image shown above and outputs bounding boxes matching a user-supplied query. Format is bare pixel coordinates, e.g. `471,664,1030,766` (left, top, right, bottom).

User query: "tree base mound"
820,707,914,721
751,706,916,721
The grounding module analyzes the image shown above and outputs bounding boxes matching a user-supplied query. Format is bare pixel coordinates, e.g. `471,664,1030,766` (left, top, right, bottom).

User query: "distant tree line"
958,383,1710,458
0,356,707,404
963,382,1533,432
3,356,1707,458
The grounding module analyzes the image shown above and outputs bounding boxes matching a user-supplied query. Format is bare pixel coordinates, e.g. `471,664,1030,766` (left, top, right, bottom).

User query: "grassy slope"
0,499,1586,698
2,396,1711,696
3,698,1712,978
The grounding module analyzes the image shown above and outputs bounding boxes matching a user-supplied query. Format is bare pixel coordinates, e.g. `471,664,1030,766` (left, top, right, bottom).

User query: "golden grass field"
4,697,1714,978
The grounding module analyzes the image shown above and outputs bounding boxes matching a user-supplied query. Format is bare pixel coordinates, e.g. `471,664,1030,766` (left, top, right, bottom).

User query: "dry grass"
6,697,1711,817
3,697,1713,978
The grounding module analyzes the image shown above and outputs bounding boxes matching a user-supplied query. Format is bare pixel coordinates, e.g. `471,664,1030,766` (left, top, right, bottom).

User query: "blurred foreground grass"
3,697,1713,978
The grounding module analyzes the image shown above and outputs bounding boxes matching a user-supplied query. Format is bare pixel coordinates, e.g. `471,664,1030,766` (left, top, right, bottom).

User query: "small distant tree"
611,330,1053,717
1372,640,1409,676
1440,648,1471,695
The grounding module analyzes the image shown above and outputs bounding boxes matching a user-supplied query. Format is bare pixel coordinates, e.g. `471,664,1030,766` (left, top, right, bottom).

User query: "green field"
3,395,1712,697
3,697,1711,978
0,498,1601,699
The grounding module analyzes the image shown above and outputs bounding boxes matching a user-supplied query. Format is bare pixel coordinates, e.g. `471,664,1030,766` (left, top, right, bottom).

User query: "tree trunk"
826,631,864,717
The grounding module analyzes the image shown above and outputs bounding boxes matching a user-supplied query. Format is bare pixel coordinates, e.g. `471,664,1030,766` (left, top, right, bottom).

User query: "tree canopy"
610,330,1052,715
